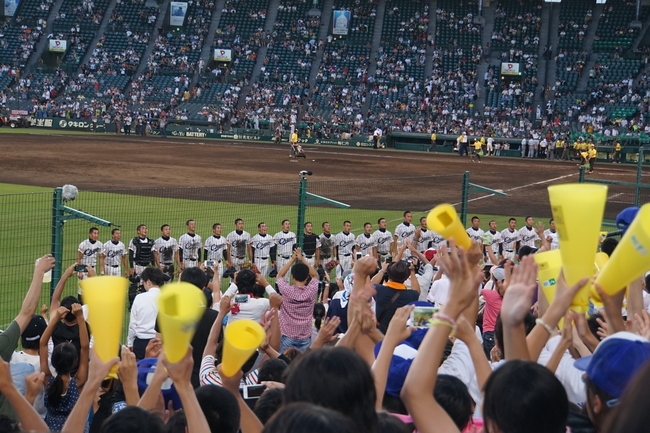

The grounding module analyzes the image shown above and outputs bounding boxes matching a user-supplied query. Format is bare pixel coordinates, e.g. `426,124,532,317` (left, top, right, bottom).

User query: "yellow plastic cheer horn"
534,249,562,305
79,276,128,362
221,319,266,378
595,203,650,295
157,282,206,363
548,184,607,313
426,203,471,250
589,252,610,307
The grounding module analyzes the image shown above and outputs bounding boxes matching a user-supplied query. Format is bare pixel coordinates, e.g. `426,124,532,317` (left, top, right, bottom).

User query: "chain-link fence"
3,168,640,328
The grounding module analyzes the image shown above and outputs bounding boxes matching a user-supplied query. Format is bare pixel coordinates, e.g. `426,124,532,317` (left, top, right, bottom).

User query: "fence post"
51,188,64,295
460,171,470,227
636,146,644,207
578,166,586,183
296,178,307,248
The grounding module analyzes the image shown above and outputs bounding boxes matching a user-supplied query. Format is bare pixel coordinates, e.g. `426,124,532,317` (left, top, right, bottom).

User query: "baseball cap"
424,249,437,261
491,266,506,282
574,331,650,399
21,315,47,342
616,207,639,234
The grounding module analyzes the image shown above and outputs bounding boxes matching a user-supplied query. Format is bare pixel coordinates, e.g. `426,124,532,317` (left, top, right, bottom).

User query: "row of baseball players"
77,212,558,278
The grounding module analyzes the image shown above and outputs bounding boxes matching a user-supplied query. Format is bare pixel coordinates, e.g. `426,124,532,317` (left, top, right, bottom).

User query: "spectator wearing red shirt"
481,266,506,359
276,248,319,353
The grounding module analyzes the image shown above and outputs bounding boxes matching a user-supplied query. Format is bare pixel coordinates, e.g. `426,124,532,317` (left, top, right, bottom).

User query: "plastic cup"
548,184,607,313
426,203,471,250
80,276,128,362
595,203,650,295
157,282,207,363
221,319,266,378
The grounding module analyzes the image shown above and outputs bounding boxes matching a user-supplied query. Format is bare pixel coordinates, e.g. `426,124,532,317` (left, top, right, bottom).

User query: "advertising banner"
501,62,520,75
332,10,351,35
170,2,188,26
49,39,67,52
213,49,232,62
3,0,21,16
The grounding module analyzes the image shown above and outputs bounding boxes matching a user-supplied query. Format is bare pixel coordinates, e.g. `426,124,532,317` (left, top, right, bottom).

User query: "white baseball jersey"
153,237,178,265
500,229,520,252
355,233,375,256
102,240,126,266
178,233,203,261
466,227,484,242
204,235,227,261
518,226,540,248
227,230,251,259
485,230,502,254
78,239,103,267
318,233,338,258
250,233,274,259
371,229,393,254
395,222,416,243
415,229,435,253
543,229,559,250
430,231,446,250
336,231,356,256
273,231,296,258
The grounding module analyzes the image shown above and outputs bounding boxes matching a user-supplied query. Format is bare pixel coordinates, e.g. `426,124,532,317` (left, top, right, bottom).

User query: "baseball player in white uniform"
273,220,296,273
318,222,338,269
484,220,502,266
372,218,393,262
466,216,485,242
250,222,275,277
154,224,179,280
355,222,376,258
101,228,127,277
543,219,559,250
178,220,203,269
430,230,446,251
414,217,435,254
394,211,416,255
518,216,541,249
226,218,251,271
77,227,103,292
204,223,228,280
500,218,520,262
336,221,356,273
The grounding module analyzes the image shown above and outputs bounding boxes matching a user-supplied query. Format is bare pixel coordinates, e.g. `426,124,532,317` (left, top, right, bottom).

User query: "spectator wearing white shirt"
222,270,277,325
127,267,164,360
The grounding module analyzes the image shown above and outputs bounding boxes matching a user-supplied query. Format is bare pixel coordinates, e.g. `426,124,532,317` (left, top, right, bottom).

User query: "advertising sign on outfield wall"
213,49,232,62
49,39,67,52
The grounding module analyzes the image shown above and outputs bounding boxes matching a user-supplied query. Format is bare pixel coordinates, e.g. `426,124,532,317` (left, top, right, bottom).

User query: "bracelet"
535,318,559,337
378,269,385,273
324,283,329,286
430,319,456,336
433,312,457,328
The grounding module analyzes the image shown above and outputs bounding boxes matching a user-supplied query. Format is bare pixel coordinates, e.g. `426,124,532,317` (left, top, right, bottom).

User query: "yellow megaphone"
548,184,608,313
157,282,206,363
426,203,471,250
590,252,609,307
221,319,266,378
534,249,562,305
595,203,650,295
80,276,128,362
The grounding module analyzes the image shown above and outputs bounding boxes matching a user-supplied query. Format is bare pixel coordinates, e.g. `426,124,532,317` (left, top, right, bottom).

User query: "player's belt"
236,256,245,259
187,257,198,261
109,265,119,268
304,255,314,258
256,257,268,260
505,250,514,252
162,263,174,266
321,255,331,259
280,255,291,259
342,253,352,257
378,252,389,255
135,262,149,266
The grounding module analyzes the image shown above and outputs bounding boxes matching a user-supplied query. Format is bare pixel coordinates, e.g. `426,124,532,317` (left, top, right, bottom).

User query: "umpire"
128,224,155,309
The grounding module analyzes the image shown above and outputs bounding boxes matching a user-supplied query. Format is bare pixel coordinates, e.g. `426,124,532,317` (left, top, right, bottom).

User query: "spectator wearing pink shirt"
481,266,506,358
276,248,319,353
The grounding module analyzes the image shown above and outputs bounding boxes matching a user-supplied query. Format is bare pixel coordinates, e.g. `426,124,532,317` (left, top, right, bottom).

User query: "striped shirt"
200,354,259,387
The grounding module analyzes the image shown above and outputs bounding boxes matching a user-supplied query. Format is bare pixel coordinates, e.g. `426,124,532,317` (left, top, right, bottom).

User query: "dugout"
387,132,523,157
